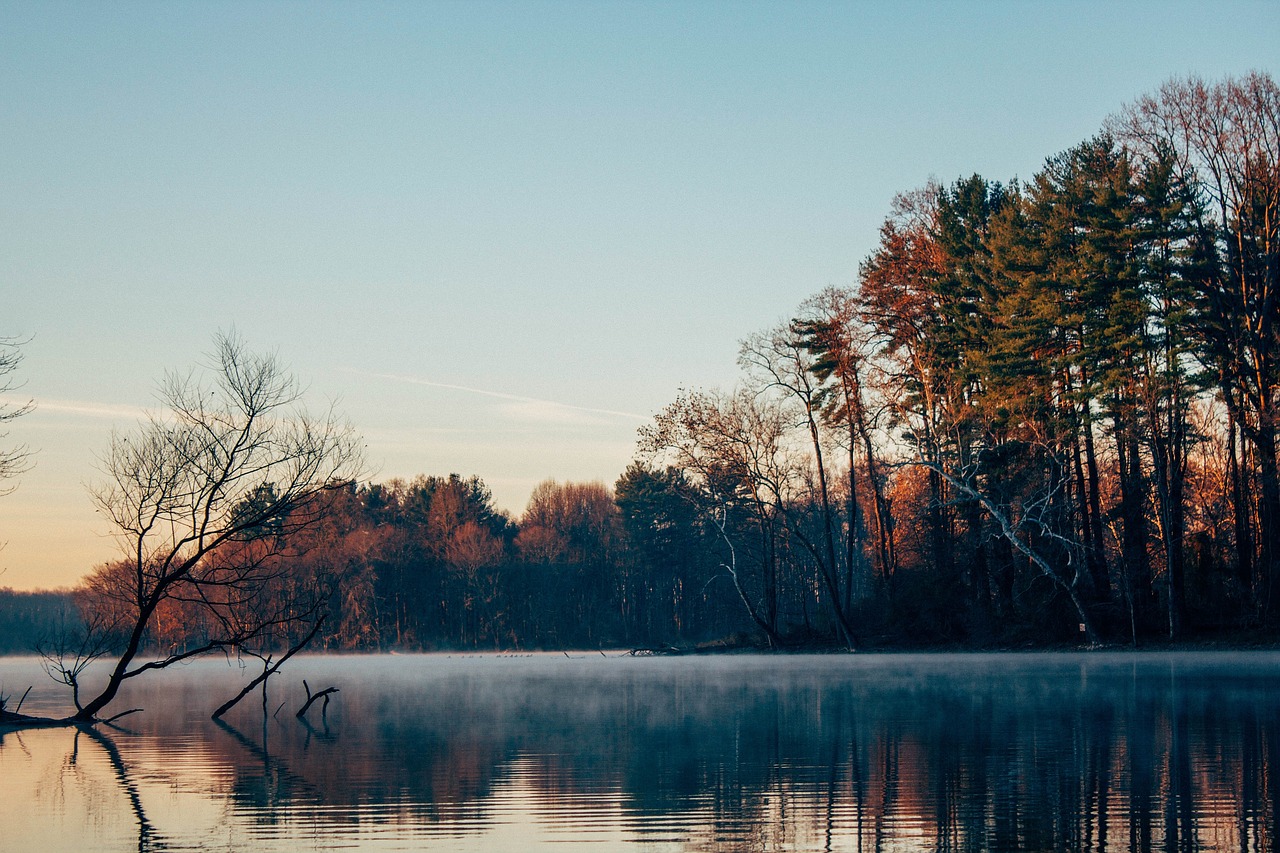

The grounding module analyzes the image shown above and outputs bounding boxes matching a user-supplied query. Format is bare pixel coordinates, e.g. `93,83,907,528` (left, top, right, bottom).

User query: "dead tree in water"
25,333,363,729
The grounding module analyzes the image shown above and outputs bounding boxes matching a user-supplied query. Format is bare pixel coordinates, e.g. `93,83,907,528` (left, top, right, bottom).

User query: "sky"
2,1,1277,590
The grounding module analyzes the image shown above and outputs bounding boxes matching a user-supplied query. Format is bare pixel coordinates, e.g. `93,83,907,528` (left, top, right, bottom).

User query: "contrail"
356,371,650,422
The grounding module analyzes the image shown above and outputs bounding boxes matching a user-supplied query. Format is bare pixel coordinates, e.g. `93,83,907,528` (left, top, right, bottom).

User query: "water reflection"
1,652,1278,851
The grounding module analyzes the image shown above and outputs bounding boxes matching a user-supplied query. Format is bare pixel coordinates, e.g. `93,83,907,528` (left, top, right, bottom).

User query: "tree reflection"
295,657,1278,852
213,717,327,815
10,656,1280,851
77,726,158,853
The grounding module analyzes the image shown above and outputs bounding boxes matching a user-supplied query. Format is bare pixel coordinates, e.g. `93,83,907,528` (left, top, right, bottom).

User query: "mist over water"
2,652,1277,851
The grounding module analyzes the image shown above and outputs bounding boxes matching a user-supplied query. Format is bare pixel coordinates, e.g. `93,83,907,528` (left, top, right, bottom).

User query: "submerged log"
0,708,71,729
0,686,69,729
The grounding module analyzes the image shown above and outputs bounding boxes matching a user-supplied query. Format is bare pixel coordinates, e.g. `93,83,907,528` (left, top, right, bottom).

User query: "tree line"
638,71,1280,648
1,471,753,655
4,73,1280,677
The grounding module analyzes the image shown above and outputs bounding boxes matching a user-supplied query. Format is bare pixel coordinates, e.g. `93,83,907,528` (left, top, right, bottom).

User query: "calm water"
1,652,1278,852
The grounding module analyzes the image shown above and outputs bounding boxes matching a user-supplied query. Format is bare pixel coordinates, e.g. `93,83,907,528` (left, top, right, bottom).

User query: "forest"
3,72,1279,656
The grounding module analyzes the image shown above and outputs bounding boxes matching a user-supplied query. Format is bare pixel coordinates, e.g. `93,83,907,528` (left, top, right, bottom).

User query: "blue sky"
3,1,1278,589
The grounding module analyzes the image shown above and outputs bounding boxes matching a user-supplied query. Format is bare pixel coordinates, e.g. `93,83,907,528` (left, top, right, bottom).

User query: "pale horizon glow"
3,1,1277,589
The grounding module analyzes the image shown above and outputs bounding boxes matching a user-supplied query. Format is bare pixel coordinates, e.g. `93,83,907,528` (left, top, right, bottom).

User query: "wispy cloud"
357,371,650,424
19,398,146,420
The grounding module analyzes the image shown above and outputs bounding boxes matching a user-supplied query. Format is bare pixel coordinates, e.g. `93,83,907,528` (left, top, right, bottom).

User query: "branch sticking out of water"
296,679,338,720
211,616,327,720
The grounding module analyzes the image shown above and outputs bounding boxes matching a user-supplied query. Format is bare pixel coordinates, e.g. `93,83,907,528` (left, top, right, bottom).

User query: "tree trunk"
1115,419,1151,624
1256,420,1280,617
1080,402,1111,602
1227,407,1255,595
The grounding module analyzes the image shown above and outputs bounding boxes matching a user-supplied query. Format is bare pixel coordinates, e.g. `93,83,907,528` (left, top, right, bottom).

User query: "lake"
1,652,1277,851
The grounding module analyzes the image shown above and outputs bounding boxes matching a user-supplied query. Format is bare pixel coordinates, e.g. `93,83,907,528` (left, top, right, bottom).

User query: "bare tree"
0,335,33,495
739,323,861,648
640,388,798,646
35,332,365,725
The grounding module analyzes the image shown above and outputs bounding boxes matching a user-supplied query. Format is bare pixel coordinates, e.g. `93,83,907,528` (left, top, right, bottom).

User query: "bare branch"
296,679,339,719
0,335,33,494
911,457,1099,644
